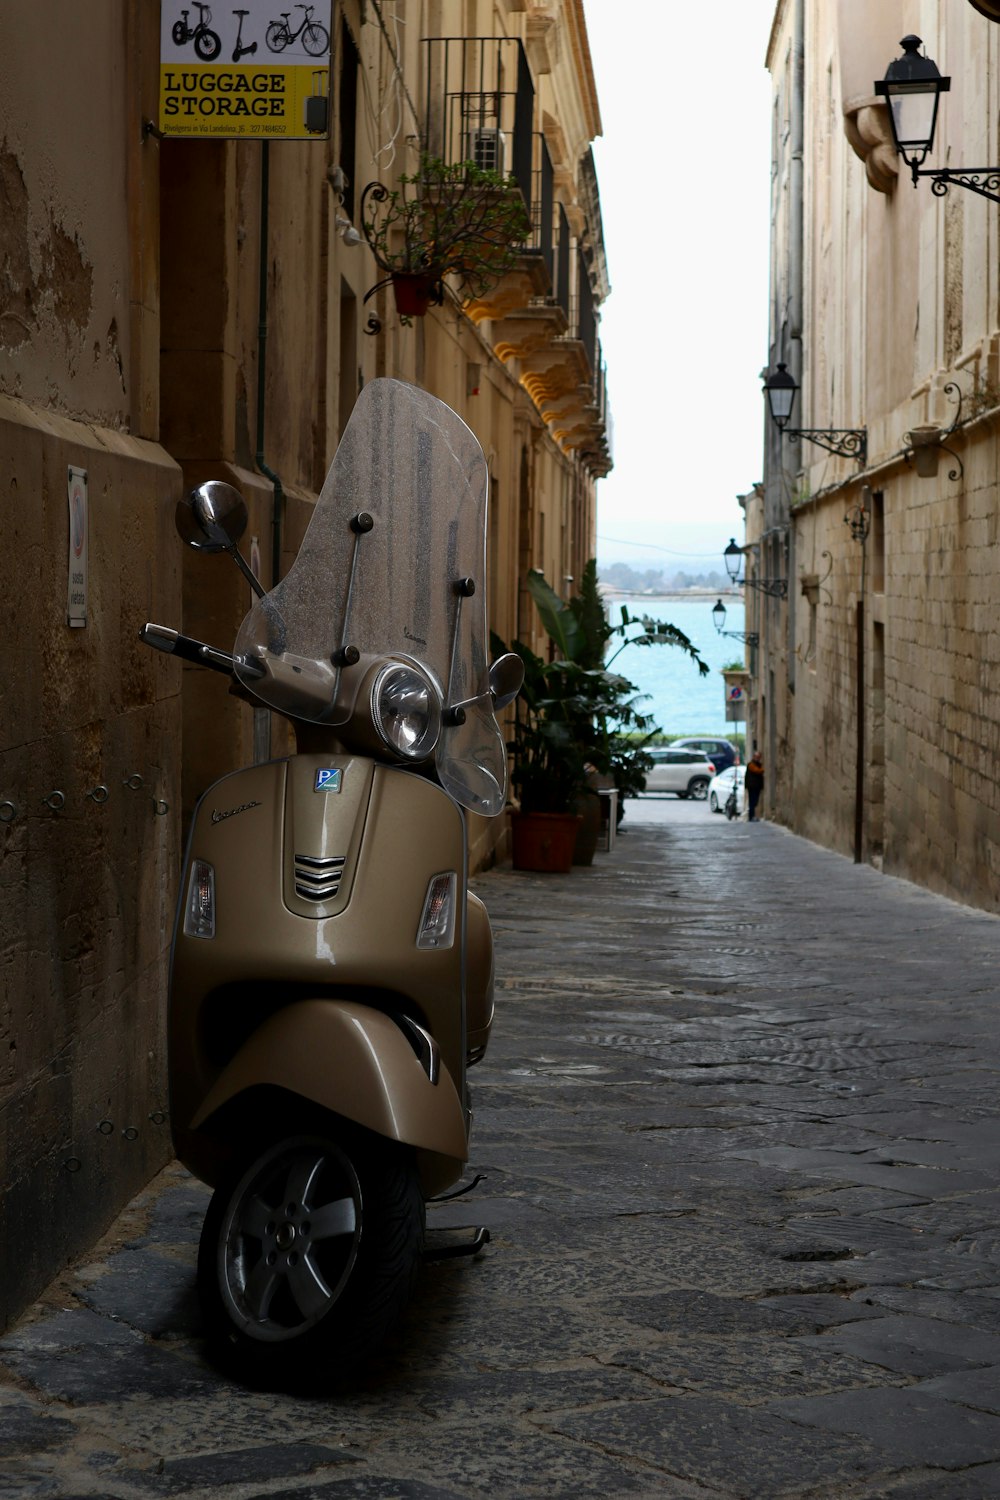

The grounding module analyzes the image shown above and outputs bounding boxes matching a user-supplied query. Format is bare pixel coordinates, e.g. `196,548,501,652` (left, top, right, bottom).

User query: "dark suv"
671,737,738,773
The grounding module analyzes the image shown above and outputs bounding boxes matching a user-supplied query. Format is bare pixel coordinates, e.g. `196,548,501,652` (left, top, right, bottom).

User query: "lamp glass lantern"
763,364,797,430
723,539,744,583
712,598,727,632
874,35,950,170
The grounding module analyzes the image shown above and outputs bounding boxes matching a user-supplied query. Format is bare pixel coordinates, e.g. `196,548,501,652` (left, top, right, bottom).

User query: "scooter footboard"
188,999,468,1188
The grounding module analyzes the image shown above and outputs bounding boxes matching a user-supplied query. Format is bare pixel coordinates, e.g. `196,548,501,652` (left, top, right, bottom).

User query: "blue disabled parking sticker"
314,768,343,793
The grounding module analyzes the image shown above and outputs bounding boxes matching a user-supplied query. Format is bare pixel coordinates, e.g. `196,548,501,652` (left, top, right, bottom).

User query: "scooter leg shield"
187,999,468,1180
465,890,495,1063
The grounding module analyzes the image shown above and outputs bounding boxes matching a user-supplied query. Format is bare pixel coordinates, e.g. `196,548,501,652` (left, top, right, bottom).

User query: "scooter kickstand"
427,1171,487,1203
422,1225,491,1261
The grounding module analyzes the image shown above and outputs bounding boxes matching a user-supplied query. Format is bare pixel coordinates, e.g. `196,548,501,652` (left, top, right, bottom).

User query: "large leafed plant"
498,561,709,815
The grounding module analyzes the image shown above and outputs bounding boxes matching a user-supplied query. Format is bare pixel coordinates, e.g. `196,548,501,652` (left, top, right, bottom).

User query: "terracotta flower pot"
391,272,440,317
909,424,941,478
572,790,602,866
510,811,582,874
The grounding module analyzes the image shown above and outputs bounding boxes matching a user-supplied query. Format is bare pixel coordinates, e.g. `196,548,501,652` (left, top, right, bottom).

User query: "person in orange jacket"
745,750,764,821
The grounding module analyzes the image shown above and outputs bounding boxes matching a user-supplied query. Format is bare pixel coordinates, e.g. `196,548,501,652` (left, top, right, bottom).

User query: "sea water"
603,595,747,738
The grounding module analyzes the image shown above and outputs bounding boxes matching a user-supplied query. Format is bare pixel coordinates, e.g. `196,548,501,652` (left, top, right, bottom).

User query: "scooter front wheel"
198,1127,424,1382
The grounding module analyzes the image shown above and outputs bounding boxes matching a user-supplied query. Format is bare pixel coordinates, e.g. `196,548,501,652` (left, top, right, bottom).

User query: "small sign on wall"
724,678,749,725
158,1,332,139
67,466,88,628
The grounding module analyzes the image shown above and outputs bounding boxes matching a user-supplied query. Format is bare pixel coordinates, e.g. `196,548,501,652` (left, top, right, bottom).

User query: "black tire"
172,20,188,44
194,26,222,60
266,21,288,51
198,1127,424,1384
709,791,720,813
725,797,738,821
688,777,710,801
302,21,330,55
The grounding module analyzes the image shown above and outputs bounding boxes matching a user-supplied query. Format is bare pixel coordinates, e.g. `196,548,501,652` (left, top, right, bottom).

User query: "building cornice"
766,0,795,72
565,0,602,142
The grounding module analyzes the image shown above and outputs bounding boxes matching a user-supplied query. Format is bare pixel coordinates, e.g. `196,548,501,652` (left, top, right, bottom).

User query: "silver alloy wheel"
689,778,709,800
709,792,719,812
216,1137,362,1343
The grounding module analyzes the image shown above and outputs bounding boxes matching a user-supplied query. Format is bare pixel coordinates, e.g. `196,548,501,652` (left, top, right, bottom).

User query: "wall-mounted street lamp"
875,35,1000,204
724,538,788,598
763,364,868,466
844,500,871,543
712,598,758,647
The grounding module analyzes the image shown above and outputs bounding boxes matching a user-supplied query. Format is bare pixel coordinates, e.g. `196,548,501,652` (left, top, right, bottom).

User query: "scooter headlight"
371,664,441,760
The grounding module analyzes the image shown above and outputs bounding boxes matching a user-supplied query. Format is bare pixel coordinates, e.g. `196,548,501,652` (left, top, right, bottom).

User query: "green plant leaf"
525,569,583,659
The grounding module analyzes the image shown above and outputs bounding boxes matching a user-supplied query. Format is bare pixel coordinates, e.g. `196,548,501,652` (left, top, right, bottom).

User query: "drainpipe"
256,141,284,587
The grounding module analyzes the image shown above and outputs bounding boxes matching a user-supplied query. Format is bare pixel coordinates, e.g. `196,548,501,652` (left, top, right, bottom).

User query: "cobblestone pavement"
4,806,1000,1499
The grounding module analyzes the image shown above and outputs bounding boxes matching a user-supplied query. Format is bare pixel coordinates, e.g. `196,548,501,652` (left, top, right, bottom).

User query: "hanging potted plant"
360,155,532,324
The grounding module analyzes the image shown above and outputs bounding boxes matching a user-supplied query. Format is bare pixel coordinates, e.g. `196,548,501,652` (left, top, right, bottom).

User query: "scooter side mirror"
176,482,249,553
488,653,524,711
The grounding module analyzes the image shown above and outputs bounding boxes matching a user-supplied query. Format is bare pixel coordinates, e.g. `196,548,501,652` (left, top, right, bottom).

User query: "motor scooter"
140,378,522,1382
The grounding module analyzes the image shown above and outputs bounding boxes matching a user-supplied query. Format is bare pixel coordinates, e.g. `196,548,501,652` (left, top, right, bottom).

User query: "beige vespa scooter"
141,379,521,1382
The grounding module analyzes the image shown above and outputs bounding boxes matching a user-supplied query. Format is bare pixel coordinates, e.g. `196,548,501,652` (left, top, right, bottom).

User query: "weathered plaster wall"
0,6,136,427
0,2,181,1326
0,399,180,1328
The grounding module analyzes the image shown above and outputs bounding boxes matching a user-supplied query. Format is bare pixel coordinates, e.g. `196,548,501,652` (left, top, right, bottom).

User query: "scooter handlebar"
139,622,235,675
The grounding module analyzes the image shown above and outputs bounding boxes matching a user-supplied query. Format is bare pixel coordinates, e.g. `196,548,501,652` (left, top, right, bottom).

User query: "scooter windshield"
233,379,507,815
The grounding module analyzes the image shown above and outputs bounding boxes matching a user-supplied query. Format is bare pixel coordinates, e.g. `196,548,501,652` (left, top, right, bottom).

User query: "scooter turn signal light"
184,859,216,940
416,872,457,950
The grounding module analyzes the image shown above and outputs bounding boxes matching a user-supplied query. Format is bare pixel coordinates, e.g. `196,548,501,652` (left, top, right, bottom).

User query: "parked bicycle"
232,8,257,61
265,3,330,55
172,2,222,60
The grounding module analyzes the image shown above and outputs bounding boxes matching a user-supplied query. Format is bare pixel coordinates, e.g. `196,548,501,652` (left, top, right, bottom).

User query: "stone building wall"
0,3,179,1328
1,0,609,1326
759,0,1000,912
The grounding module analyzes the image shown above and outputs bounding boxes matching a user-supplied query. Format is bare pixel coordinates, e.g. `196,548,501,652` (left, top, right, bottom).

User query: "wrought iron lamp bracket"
913,163,1000,204
743,576,788,599
717,628,759,646
785,427,868,466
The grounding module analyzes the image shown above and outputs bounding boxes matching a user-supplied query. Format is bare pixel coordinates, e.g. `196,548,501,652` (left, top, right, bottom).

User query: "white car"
708,764,746,816
640,747,716,800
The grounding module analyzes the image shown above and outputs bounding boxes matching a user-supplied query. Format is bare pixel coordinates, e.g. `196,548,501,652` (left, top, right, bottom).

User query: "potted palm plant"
503,642,592,873
498,563,709,871
360,155,532,322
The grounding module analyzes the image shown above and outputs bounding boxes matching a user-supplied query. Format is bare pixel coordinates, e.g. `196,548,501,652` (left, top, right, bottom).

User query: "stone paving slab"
4,811,1000,1498
770,1385,1000,1467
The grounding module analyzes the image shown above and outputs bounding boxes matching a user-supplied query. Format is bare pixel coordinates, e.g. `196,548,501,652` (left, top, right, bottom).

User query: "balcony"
422,36,611,476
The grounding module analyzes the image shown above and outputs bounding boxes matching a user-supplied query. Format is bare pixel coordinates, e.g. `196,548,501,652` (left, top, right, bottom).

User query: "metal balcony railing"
422,37,534,213
577,247,596,372
526,134,555,277
556,203,571,319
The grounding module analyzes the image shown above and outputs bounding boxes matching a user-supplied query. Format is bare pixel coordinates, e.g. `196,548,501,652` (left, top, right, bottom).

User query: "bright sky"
583,1,776,574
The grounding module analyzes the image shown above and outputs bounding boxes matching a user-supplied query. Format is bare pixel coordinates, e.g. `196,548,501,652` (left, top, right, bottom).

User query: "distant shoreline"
600,588,743,603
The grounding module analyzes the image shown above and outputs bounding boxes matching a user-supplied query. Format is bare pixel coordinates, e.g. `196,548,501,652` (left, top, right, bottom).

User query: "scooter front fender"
188,999,468,1167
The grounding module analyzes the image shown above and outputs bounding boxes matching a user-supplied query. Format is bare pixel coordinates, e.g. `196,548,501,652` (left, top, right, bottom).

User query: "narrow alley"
4,808,1000,1499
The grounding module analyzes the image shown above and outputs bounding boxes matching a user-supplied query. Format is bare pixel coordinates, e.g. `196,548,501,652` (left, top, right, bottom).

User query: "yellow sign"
159,3,331,139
